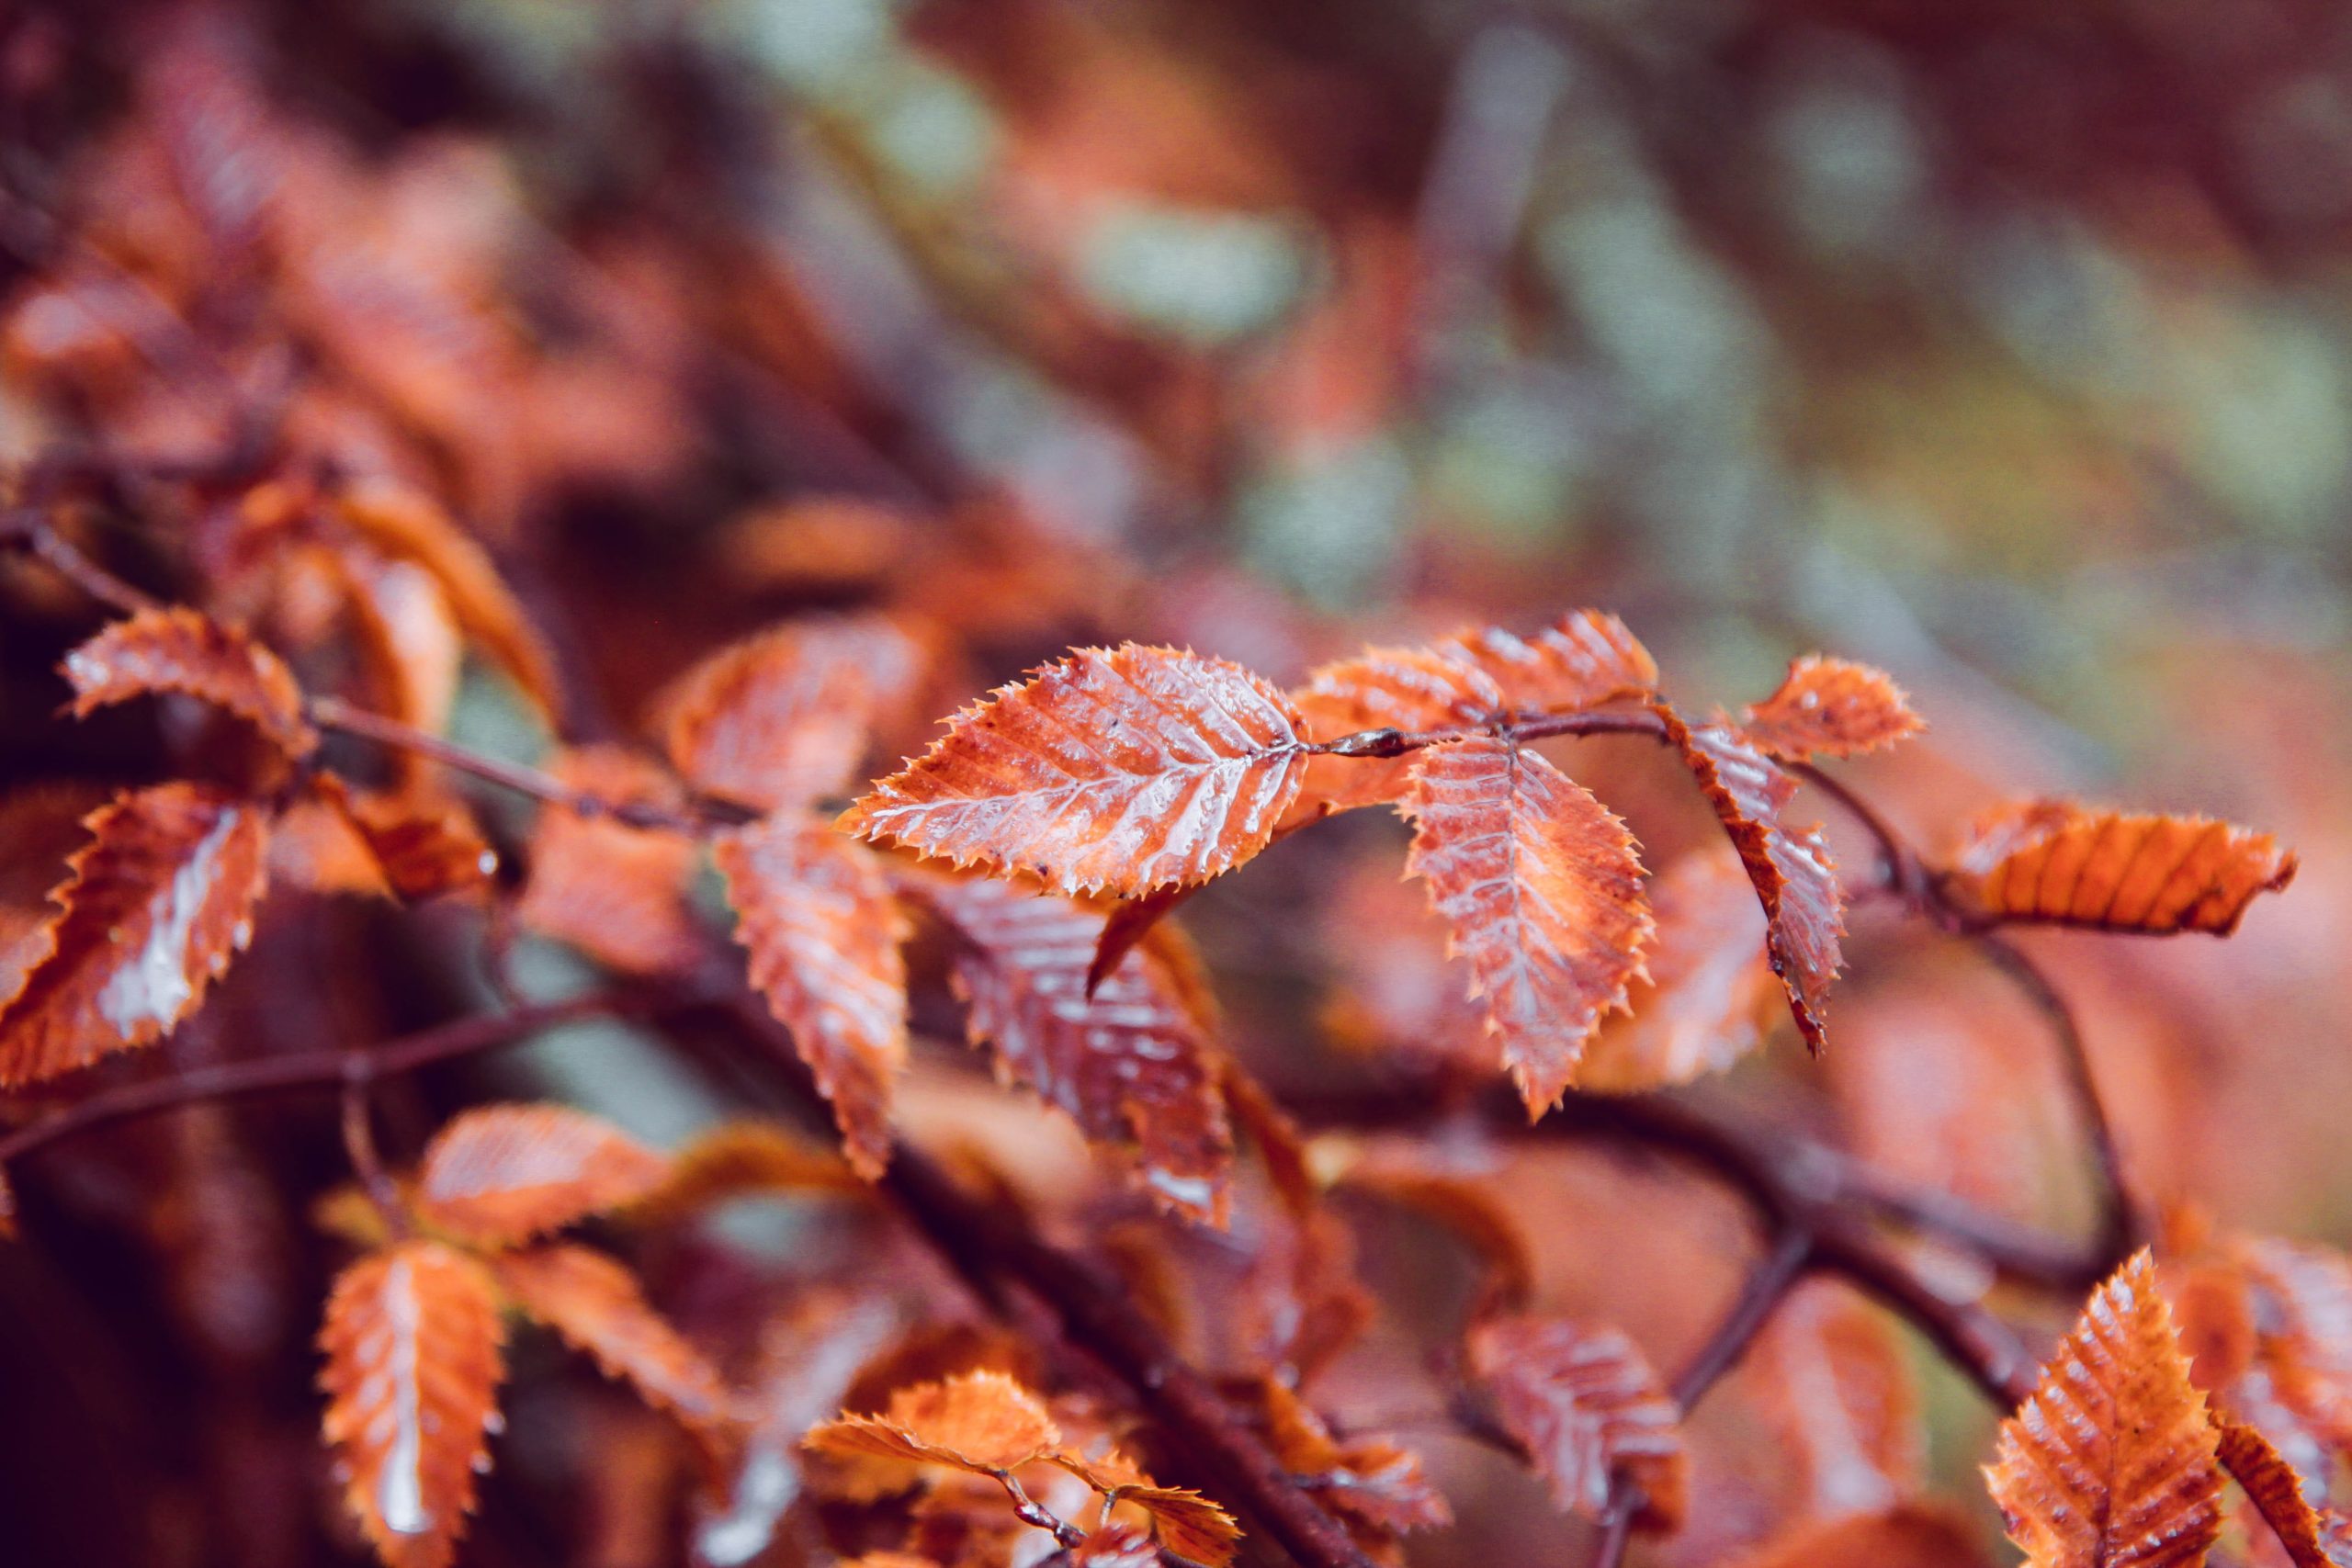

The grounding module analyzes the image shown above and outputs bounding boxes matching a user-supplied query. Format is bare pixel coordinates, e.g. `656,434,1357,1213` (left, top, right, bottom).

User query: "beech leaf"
1951,803,2296,936
2217,1420,2352,1568
1577,844,1778,1094
1741,655,1924,761
1400,737,1652,1115
1659,705,1843,1052
413,1103,670,1249
0,782,269,1088
319,1241,506,1568
1985,1249,2223,1568
1719,1503,1994,1568
910,871,1234,1223
1467,1314,1687,1531
842,644,1310,898
715,816,909,1180
805,1370,1062,1474
490,1243,735,1435
659,618,919,812
1747,1280,1923,1517
514,748,704,976
625,1119,863,1222
62,604,318,761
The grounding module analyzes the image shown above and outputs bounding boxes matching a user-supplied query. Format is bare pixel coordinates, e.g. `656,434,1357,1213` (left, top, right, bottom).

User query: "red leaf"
1951,802,2296,935
490,1243,735,1435
1467,1314,1687,1531
0,783,269,1088
1658,706,1843,1053
715,817,909,1180
62,604,317,761
319,1241,506,1568
514,748,704,976
910,872,1233,1223
1400,737,1652,1114
413,1104,670,1248
1741,655,1924,761
1578,845,1777,1093
843,644,1309,898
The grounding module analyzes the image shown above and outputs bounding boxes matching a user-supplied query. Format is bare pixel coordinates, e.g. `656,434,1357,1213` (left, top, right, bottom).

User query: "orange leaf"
842,644,1309,898
340,789,497,902
327,541,464,735
2217,1420,2351,1568
2222,1237,2352,1468
910,871,1233,1223
1747,1280,1924,1518
1951,803,2296,935
806,1370,1062,1474
715,817,909,1180
660,617,921,812
1069,1526,1159,1566
490,1243,734,1435
270,785,395,899
1985,1249,2223,1568
1740,655,1923,761
1578,844,1777,1093
1467,1314,1687,1531
1718,1502,1994,1568
1659,706,1843,1052
514,748,703,976
319,1241,506,1568
332,482,561,717
1104,1490,1240,1566
413,1104,670,1249
0,783,269,1088
1235,1377,1452,1536
1400,737,1652,1115
62,604,318,761
624,1119,863,1222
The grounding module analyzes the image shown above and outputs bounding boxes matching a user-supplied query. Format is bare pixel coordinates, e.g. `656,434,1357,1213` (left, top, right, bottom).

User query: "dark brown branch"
339,1077,408,1236
0,507,161,615
1670,1226,1813,1407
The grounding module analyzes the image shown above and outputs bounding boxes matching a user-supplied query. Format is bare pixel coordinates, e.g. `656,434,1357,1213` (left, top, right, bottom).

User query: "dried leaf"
1658,706,1843,1052
1578,844,1777,1093
843,644,1309,898
624,1119,863,1222
806,1371,1062,1474
910,871,1233,1223
1985,1250,2223,1568
269,785,395,899
1741,655,1924,761
661,618,918,812
340,789,496,902
2218,1420,2352,1568
62,604,318,761
2227,1237,2352,1467
1236,1378,1452,1536
514,748,703,976
319,1241,506,1568
1747,1280,1924,1518
1951,803,2297,936
1400,737,1652,1115
1467,1314,1687,1531
0,783,269,1088
329,542,463,735
413,1104,670,1249
1718,1503,1994,1568
489,1243,734,1434
1070,1526,1159,1567
0,784,104,999
715,817,909,1180
1107,1486,1241,1565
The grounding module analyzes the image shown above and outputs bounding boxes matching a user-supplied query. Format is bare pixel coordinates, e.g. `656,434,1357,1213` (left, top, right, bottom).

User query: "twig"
1670,1226,1813,1407
0,506,160,615
340,1077,407,1235
1589,1502,1637,1568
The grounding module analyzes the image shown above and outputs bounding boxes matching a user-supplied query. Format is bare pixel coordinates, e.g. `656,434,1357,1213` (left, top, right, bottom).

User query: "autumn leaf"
806,1370,1062,1474
0,783,269,1088
1718,1502,1994,1568
624,1119,863,1222
514,747,704,976
2216,1420,2352,1568
1950,803,2297,935
842,644,1310,898
1467,1314,1687,1531
319,1241,506,1568
1658,705,1843,1052
660,617,921,812
715,816,909,1180
1740,655,1924,761
909,871,1234,1223
1236,1377,1452,1536
1577,844,1778,1093
1747,1280,1923,1518
489,1243,735,1436
62,604,318,761
338,788,497,902
1400,736,1652,1114
326,539,464,736
1985,1249,2222,1568
413,1104,670,1249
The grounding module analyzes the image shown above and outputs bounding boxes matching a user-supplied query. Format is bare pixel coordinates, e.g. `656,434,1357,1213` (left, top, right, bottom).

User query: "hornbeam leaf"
491,1243,735,1436
413,1104,670,1248
1741,655,1923,761
62,604,318,761
1467,1314,1687,1531
1951,803,2296,935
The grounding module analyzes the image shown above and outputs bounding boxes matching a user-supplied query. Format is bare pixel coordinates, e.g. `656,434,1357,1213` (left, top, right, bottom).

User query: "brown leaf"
489,1243,734,1434
327,541,463,735
715,817,909,1180
1236,1378,1452,1536
339,789,496,902
1985,1249,2222,1568
319,1241,506,1568
1658,705,1843,1052
514,748,703,976
1717,1502,1994,1568
624,1119,863,1222
910,871,1233,1223
0,784,104,999
413,1104,670,1249
1747,1280,1924,1517
332,481,560,716
1578,844,1778,1093
1069,1526,1159,1567
62,604,317,761
660,617,921,812
2225,1237,2352,1469
269,785,395,899
1951,803,2297,936
1401,737,1652,1115
0,783,269,1088
843,644,1309,898
2218,1420,2352,1568
1106,1486,1241,1566
1467,1314,1687,1531
1741,655,1924,761
806,1370,1062,1474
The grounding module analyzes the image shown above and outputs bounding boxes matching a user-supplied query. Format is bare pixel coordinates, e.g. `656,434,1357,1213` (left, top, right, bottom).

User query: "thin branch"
1,506,160,614
1589,1502,1637,1568
340,1077,407,1235
1670,1226,1814,1407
